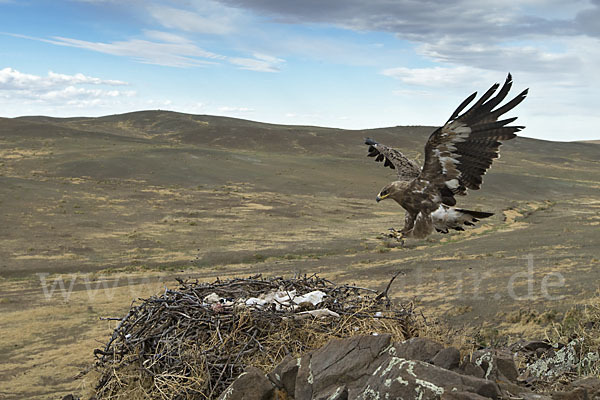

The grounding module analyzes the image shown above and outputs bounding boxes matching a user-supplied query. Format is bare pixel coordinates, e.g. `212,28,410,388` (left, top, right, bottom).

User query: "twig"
376,270,404,301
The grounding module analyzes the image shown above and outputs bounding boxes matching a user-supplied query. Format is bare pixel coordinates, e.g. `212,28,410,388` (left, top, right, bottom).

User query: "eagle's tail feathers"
431,206,494,233
456,209,494,219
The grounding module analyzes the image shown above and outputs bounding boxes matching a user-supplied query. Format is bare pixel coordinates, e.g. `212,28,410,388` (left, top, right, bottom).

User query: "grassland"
0,111,598,399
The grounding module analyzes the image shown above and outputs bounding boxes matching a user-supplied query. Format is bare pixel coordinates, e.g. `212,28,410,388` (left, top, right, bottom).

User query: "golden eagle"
365,74,528,240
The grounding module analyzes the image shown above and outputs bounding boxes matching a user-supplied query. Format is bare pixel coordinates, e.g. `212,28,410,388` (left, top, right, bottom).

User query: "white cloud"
416,38,581,75
142,30,194,43
0,67,127,90
46,35,224,68
0,67,136,112
228,53,285,72
217,106,254,113
8,32,284,72
148,4,238,35
382,66,496,88
37,86,135,102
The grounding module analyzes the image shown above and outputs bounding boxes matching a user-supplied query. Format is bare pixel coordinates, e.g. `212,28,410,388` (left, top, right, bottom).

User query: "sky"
1,0,599,141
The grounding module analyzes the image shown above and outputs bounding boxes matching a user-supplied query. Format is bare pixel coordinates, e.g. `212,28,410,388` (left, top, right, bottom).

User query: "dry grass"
547,293,600,378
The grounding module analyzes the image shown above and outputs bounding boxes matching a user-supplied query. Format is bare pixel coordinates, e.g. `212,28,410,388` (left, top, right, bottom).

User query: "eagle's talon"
385,228,405,244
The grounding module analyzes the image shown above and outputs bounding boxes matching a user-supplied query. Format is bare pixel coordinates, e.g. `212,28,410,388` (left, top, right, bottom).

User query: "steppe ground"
0,111,598,399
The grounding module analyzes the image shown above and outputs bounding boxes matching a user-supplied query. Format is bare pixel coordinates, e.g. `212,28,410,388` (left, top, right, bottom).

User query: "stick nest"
93,274,422,399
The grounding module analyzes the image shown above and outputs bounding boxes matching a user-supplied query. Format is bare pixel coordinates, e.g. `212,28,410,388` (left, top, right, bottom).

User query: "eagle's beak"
377,192,390,202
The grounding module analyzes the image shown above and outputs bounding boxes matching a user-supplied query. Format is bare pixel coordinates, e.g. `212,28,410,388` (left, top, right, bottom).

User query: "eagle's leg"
386,211,417,244
386,228,406,245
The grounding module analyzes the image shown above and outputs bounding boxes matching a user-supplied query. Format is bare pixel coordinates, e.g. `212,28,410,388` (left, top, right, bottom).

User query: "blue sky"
1,0,599,141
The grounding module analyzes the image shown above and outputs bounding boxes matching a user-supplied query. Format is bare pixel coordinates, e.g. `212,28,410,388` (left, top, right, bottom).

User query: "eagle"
365,73,528,241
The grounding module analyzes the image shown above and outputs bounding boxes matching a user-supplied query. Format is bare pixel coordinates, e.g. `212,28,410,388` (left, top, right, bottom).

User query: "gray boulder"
222,335,565,400
271,335,505,399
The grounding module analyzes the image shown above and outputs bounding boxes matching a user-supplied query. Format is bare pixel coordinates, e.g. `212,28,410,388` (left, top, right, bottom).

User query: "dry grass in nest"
92,274,423,399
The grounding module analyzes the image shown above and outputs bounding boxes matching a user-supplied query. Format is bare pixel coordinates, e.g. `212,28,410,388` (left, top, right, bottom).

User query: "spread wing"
364,137,421,181
418,73,528,206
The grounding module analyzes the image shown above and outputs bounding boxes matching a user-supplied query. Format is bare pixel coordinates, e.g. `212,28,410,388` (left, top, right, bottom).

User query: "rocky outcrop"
218,335,516,399
218,334,600,400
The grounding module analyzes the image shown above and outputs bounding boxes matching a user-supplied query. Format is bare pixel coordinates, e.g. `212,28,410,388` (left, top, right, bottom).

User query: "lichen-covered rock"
524,339,582,380
293,334,392,400
356,354,501,399
223,335,590,400
267,335,505,399
467,349,518,383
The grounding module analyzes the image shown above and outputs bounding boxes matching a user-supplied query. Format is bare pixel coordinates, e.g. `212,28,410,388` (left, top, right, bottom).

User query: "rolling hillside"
1,110,598,278
1,111,599,399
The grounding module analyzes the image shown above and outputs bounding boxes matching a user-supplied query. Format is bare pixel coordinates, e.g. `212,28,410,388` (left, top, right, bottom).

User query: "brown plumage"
365,73,528,239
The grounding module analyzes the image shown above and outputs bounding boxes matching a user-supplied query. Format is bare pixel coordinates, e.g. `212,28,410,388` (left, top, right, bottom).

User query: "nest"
93,274,422,399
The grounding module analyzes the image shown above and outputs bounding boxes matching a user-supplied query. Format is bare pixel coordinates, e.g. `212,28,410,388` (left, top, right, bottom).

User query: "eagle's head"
376,181,405,203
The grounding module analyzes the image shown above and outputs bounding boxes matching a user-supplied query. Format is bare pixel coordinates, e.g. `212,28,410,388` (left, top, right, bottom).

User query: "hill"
0,111,599,398
1,110,598,278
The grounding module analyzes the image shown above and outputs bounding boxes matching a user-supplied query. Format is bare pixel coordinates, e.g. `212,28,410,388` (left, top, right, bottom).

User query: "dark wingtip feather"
447,91,478,122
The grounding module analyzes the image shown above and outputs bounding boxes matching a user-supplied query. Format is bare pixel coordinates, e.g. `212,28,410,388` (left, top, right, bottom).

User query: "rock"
536,348,550,358
466,349,518,383
441,391,491,399
295,334,392,400
217,366,274,400
460,361,486,379
268,355,299,396
559,376,600,399
432,347,461,370
313,385,348,400
494,352,519,383
519,393,552,400
294,354,313,400
551,387,588,400
571,376,600,391
357,356,501,399
522,341,553,352
525,339,582,380
264,335,503,400
223,335,595,400
498,382,547,400
393,337,445,362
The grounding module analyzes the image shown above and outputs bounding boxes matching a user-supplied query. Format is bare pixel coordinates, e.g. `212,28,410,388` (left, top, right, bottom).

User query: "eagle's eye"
381,189,389,196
